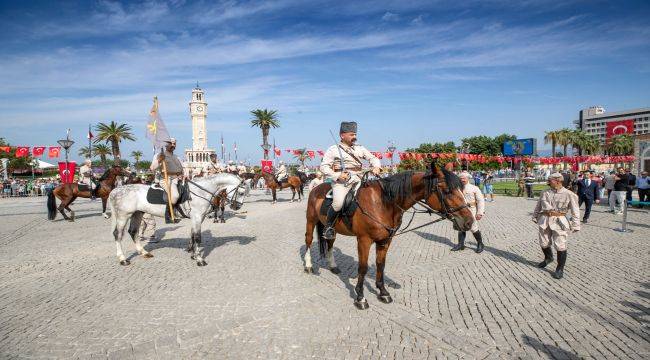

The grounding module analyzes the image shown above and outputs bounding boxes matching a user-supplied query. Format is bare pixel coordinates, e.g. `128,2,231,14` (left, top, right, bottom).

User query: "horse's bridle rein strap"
187,179,244,207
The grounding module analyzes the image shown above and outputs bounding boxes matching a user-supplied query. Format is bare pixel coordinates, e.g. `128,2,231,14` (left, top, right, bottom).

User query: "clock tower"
184,83,216,175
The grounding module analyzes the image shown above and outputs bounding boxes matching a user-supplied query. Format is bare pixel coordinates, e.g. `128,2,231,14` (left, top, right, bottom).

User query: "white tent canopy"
36,159,56,169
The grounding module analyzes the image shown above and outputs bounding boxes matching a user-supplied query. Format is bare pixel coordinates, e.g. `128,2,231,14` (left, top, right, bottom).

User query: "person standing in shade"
604,171,616,199
452,172,485,253
533,172,580,280
610,167,629,215
524,172,535,198
576,171,600,223
625,168,636,202
517,173,525,197
636,171,649,205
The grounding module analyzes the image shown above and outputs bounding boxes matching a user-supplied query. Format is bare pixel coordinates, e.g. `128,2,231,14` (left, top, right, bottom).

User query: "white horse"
108,173,249,266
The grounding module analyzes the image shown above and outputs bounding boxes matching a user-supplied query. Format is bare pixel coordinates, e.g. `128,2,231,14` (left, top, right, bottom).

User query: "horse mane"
441,167,463,191
98,167,113,181
375,171,414,204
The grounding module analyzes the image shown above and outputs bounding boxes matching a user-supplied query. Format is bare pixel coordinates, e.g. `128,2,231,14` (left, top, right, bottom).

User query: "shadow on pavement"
522,335,580,359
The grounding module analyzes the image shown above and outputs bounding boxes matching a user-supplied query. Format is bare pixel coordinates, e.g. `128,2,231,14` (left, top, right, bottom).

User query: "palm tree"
544,130,561,170
581,134,600,155
94,121,136,164
607,134,634,155
555,128,573,169
250,109,280,160
293,148,309,168
93,144,111,168
77,146,93,159
131,150,143,168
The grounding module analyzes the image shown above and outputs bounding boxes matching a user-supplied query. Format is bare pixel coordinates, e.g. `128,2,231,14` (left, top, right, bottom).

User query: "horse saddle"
321,183,361,230
146,181,190,205
77,183,90,192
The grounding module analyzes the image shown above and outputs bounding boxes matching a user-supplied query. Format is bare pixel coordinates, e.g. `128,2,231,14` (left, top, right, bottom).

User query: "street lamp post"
57,129,75,182
1,158,8,180
387,141,396,168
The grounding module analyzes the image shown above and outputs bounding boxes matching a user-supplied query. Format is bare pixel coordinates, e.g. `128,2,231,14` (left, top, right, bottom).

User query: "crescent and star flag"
261,160,273,174
48,147,61,158
58,161,76,184
145,96,171,151
274,147,281,156
606,119,634,139
0,146,9,153
15,146,29,157
87,129,94,139
307,150,315,159
32,146,46,157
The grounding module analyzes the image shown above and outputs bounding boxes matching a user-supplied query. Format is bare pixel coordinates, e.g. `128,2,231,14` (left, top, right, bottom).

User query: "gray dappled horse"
108,173,249,266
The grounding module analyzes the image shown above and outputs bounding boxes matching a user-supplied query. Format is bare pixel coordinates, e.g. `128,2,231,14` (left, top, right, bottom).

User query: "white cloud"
381,11,400,22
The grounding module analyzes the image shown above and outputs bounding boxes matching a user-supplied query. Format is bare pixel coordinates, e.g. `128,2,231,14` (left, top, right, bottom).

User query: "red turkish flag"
48,146,61,158
385,152,393,159
32,146,46,157
261,160,273,174
15,146,29,157
317,150,324,157
274,147,281,156
0,146,9,153
58,161,77,183
307,150,315,159
606,119,634,139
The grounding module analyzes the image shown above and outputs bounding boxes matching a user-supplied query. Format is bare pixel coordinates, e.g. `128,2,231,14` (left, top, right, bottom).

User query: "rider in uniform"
150,138,185,224
79,159,98,200
320,121,381,240
533,172,581,279
452,172,485,253
237,161,248,176
200,153,224,177
275,160,288,184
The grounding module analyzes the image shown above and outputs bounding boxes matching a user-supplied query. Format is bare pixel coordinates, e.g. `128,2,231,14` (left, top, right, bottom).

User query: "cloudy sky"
1,0,649,163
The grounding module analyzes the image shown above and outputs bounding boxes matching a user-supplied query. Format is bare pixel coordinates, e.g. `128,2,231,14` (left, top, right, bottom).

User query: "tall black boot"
451,232,466,251
473,231,484,253
552,251,567,279
323,207,339,240
537,247,553,268
165,206,181,224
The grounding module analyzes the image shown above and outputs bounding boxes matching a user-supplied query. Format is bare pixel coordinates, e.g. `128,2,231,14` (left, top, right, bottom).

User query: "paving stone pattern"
0,190,648,359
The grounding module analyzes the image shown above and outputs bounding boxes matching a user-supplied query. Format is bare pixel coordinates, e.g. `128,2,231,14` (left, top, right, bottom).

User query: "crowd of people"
0,178,58,198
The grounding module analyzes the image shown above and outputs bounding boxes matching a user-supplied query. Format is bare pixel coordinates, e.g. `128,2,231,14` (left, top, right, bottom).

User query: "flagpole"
88,124,92,160
221,133,225,162
273,137,276,160
234,142,238,162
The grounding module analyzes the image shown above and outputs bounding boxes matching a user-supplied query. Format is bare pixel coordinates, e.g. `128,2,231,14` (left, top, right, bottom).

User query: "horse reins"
187,178,246,208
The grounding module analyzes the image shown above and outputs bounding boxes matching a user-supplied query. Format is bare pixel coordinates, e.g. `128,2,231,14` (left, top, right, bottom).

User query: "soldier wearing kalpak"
320,121,381,240
532,172,581,279
237,161,247,176
78,159,99,200
452,172,485,253
150,138,186,224
226,160,237,174
200,153,224,176
275,160,288,183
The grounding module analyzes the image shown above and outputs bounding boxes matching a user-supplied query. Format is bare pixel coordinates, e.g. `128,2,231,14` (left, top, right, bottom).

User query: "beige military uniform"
149,150,183,202
308,177,324,192
78,164,93,188
227,164,237,173
237,165,247,175
201,161,224,176
462,183,485,233
320,142,380,211
275,164,287,180
533,187,580,251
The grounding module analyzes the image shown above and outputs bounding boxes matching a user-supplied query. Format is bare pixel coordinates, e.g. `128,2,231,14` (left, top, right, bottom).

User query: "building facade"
574,106,650,144
184,85,216,174
634,134,650,175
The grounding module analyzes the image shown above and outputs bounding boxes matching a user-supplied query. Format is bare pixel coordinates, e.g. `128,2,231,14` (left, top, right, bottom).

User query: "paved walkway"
0,190,648,359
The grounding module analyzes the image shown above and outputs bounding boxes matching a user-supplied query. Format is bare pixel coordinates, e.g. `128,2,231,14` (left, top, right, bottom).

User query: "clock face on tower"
196,106,203,112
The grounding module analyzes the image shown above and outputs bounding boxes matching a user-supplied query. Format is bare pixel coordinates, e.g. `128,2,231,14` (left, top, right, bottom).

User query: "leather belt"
333,167,363,172
543,211,566,216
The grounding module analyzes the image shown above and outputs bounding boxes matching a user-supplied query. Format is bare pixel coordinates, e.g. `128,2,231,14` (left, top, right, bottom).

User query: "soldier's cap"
84,159,91,164
548,172,563,180
209,153,216,158
340,121,357,134
458,171,471,179
164,138,177,144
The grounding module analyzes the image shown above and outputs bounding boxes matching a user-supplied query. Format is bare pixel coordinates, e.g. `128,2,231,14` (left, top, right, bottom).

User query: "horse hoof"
190,255,196,260
304,266,313,274
103,213,110,219
197,260,207,266
220,219,226,223
378,295,393,304
330,267,341,274
143,253,154,258
354,299,369,310
67,218,74,222
119,260,130,266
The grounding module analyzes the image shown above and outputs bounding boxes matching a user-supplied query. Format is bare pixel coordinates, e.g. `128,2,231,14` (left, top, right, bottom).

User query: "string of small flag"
0,146,62,158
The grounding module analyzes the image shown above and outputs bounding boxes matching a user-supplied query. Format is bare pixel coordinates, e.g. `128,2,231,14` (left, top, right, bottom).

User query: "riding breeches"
331,180,358,212
538,226,568,251
158,178,180,204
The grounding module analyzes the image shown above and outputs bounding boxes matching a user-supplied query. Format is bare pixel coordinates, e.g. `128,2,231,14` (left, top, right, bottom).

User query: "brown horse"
253,172,303,203
303,163,474,309
47,166,128,221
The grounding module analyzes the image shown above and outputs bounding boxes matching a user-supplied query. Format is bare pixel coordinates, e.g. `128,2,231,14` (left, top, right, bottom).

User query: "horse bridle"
187,179,247,208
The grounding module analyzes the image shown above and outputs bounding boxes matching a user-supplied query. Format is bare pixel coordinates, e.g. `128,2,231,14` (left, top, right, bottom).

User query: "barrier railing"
614,200,650,233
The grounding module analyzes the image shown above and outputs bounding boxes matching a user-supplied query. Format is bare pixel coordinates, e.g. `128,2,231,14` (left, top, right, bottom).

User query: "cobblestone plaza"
0,191,648,359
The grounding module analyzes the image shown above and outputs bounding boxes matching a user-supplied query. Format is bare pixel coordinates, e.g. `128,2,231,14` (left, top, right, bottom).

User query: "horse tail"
316,222,327,257
299,181,305,197
46,190,57,220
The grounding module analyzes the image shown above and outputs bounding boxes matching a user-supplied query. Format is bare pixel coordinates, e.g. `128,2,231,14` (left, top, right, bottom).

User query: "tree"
555,128,574,169
544,130,560,159
399,142,457,171
293,148,309,168
131,150,143,168
250,109,280,160
135,160,152,171
78,146,94,159
0,137,35,174
92,144,111,168
571,130,600,156
461,134,516,156
94,121,136,164
607,134,634,155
